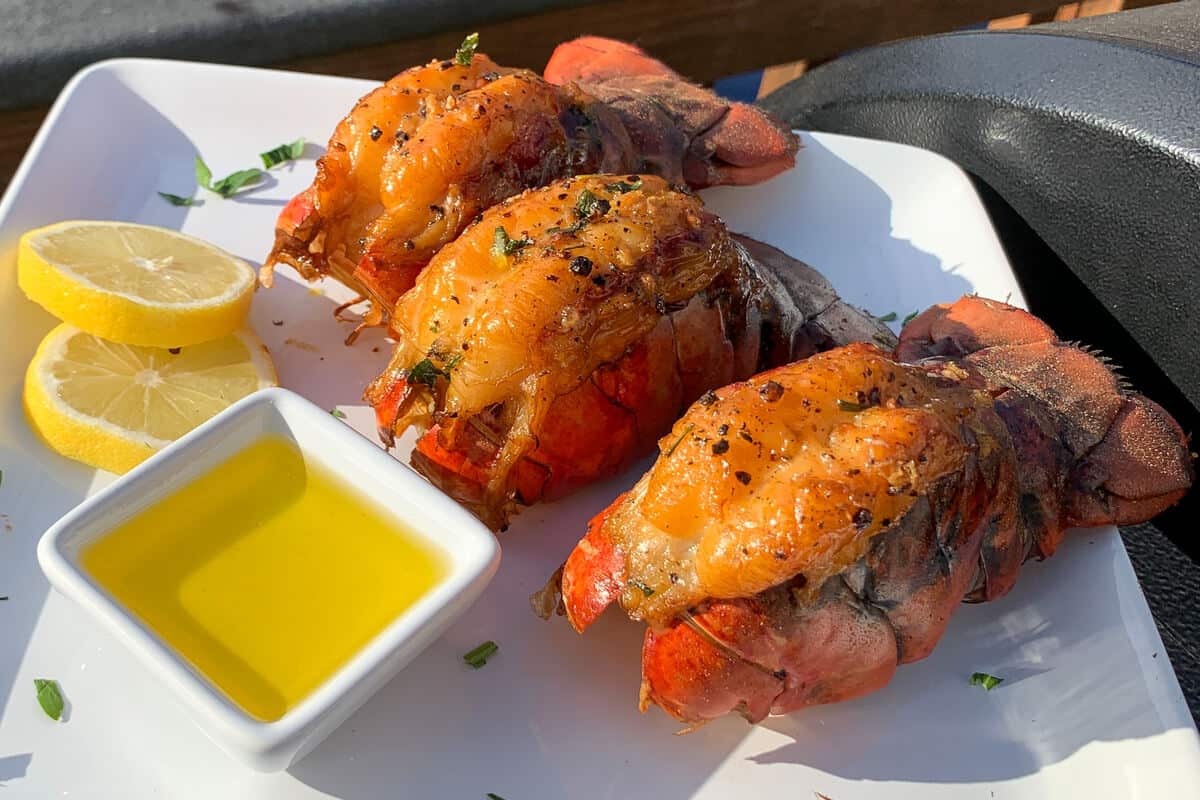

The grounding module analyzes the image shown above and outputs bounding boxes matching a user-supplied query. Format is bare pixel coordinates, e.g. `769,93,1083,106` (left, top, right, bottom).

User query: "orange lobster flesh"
264,54,634,312
363,175,891,529
556,297,1192,726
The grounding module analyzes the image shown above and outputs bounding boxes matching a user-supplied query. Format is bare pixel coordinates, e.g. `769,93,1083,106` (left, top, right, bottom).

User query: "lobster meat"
553,296,1192,726
364,174,891,530
263,37,798,322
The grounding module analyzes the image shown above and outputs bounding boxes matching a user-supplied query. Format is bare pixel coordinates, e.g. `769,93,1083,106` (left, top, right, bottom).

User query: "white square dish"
36,387,500,772
0,58,1195,799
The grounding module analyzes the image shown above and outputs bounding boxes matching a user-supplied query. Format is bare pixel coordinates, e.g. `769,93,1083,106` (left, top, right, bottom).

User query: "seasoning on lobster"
549,296,1192,727
363,174,892,530
262,36,798,331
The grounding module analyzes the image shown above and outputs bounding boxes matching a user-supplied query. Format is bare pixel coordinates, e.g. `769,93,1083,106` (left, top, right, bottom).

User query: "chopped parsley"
969,672,1004,691
575,188,609,219
463,640,498,669
259,138,305,169
664,423,695,457
876,311,897,323
491,226,531,257
408,358,447,388
836,399,869,412
455,32,480,66
604,177,642,193
0,468,4,488
903,310,920,326
330,408,347,419
34,679,64,721
628,579,655,597
157,192,198,207
195,156,264,199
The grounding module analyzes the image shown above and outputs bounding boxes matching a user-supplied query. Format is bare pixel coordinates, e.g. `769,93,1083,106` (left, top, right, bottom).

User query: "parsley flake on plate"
969,672,1004,691
463,640,498,669
34,678,64,721
260,138,305,169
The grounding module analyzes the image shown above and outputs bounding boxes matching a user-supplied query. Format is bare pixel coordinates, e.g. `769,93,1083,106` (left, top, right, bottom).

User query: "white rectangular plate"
0,60,1196,799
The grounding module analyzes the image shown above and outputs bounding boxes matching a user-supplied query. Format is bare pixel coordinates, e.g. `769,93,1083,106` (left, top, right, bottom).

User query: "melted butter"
82,435,447,721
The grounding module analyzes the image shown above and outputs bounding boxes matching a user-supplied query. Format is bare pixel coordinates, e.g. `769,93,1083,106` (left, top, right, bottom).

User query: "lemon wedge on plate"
18,221,256,347
24,323,277,474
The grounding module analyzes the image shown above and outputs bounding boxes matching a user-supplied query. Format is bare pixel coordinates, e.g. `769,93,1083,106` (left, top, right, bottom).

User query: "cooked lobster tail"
557,296,1192,726
364,177,892,530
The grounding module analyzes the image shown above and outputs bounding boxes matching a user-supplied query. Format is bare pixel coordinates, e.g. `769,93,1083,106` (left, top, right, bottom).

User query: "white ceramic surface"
36,388,501,772
0,59,1196,798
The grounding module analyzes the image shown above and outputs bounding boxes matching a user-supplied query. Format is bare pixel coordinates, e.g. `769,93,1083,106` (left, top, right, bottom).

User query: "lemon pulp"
18,221,256,346
81,436,448,721
23,324,276,474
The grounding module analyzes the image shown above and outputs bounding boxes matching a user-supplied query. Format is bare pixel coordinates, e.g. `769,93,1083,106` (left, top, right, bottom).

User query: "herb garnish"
629,579,655,597
463,640,498,669
158,192,199,207
408,358,448,388
968,672,1004,691
837,399,869,412
259,138,305,169
34,679,64,721
575,188,609,219
0,468,4,488
330,408,347,419
876,311,897,323
455,32,480,66
604,177,642,194
903,310,920,326
195,156,264,199
486,794,507,800
664,423,695,457
492,226,532,257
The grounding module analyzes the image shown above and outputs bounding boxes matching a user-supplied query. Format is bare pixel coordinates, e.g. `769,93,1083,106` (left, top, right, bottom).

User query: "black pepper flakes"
698,390,717,406
712,439,730,456
760,381,785,402
735,471,752,485
568,256,593,276
591,275,606,287
716,424,729,436
852,508,873,529
368,126,382,141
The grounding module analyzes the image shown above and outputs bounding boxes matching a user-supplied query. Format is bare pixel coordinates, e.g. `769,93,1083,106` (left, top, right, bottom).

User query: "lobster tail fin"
897,296,1193,546
545,36,799,188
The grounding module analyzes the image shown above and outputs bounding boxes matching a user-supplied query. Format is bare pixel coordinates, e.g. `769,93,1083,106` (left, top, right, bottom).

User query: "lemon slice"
18,221,256,347
24,323,278,474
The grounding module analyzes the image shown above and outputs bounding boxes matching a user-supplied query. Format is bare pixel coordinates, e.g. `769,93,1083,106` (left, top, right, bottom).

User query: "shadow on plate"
0,752,33,785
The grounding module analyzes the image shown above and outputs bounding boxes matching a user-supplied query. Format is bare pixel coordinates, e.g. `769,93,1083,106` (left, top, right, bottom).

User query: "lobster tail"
545,37,800,187
555,297,1191,728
